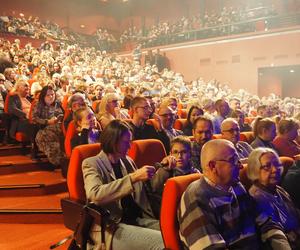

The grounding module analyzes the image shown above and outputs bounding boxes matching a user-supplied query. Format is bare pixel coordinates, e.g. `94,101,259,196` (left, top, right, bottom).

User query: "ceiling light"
290,69,295,73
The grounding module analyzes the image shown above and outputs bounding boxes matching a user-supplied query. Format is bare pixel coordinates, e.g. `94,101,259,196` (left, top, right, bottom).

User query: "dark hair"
130,96,147,109
253,117,275,137
278,118,299,135
39,85,56,106
170,136,191,152
100,119,131,154
123,95,133,109
187,105,204,124
192,116,213,130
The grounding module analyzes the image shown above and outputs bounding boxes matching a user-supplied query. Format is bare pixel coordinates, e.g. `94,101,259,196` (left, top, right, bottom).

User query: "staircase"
0,143,72,250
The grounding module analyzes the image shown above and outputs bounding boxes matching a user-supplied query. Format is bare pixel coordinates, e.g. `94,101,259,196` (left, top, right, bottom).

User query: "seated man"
128,96,170,153
190,116,213,172
221,118,253,160
178,139,260,250
158,105,183,141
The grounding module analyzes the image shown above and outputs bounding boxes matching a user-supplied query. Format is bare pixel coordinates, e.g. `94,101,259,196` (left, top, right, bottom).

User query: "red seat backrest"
65,121,77,158
177,109,187,119
67,143,101,202
173,119,188,131
128,139,167,168
240,131,255,144
160,173,202,250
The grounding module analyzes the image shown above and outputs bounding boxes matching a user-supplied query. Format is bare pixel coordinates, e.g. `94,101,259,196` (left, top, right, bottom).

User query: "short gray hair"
247,147,280,181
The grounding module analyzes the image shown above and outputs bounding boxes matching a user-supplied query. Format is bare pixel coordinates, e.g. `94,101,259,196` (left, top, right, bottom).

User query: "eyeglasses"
222,128,240,134
137,106,152,111
214,156,241,167
160,113,175,118
260,162,283,172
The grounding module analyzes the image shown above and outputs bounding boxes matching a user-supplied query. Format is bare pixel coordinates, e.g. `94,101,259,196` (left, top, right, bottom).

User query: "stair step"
0,170,67,196
0,154,50,175
0,223,71,249
0,144,31,156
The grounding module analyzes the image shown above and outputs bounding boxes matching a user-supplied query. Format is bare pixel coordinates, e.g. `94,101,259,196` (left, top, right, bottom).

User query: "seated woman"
251,117,277,150
149,136,200,218
247,148,300,249
33,85,65,168
82,119,164,250
273,118,300,157
71,107,101,150
182,105,204,136
96,93,128,130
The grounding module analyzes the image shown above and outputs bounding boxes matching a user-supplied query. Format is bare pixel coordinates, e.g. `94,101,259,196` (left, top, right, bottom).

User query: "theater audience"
82,120,164,250
247,148,300,249
183,105,204,136
230,109,252,132
212,99,230,134
33,85,65,167
251,117,277,150
221,118,253,160
149,136,199,218
178,139,259,250
190,116,213,171
71,107,101,150
128,96,170,153
158,105,183,140
273,118,300,157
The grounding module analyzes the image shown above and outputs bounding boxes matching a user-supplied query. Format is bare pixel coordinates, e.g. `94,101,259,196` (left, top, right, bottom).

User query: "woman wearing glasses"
247,148,300,249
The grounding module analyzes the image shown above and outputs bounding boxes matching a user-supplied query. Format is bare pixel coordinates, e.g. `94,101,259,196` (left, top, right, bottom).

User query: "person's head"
161,97,178,112
192,116,213,147
131,96,152,121
14,79,30,97
93,84,104,100
98,93,119,117
170,136,192,170
187,106,204,125
221,118,240,144
123,95,133,109
52,62,61,73
277,118,299,141
201,139,242,188
215,99,230,117
247,148,283,188
158,106,176,130
100,119,132,158
230,109,245,128
73,107,96,131
0,73,5,83
39,85,56,106
257,105,271,118
4,68,16,82
253,117,276,141
229,97,241,111
68,93,87,112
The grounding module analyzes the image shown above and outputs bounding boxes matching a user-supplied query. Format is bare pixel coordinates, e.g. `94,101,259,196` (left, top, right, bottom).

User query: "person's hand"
130,165,156,183
48,117,57,125
152,113,163,131
160,155,177,169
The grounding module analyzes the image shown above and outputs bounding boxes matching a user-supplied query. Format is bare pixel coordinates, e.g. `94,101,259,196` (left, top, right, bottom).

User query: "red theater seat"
128,139,167,168
160,173,201,250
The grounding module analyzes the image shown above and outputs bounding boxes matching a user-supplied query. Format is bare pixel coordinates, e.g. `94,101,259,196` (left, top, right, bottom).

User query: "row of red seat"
63,140,296,250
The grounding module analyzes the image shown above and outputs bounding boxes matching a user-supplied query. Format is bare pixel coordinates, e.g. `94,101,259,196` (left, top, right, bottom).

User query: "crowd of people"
120,4,278,47
1,35,300,250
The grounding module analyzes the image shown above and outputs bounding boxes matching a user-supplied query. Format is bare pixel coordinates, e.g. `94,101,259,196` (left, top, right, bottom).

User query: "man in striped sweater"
178,139,260,250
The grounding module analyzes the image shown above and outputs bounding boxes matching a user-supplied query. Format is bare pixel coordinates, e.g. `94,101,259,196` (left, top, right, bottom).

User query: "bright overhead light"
270,63,274,67
290,69,295,73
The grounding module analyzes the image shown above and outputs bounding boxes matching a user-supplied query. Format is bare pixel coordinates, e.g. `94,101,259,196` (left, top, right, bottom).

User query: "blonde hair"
97,93,119,118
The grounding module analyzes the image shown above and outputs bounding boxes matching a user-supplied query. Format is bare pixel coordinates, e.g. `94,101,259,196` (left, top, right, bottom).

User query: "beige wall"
163,29,300,95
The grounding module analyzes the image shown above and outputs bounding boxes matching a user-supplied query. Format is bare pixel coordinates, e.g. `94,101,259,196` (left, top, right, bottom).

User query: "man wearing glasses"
178,139,260,250
128,96,170,153
221,118,253,160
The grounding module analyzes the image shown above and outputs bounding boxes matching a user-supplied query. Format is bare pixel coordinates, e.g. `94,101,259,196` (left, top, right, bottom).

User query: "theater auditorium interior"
0,0,300,249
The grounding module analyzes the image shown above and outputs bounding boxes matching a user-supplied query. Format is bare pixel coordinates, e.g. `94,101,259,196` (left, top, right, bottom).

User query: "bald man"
178,139,259,250
221,118,253,160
